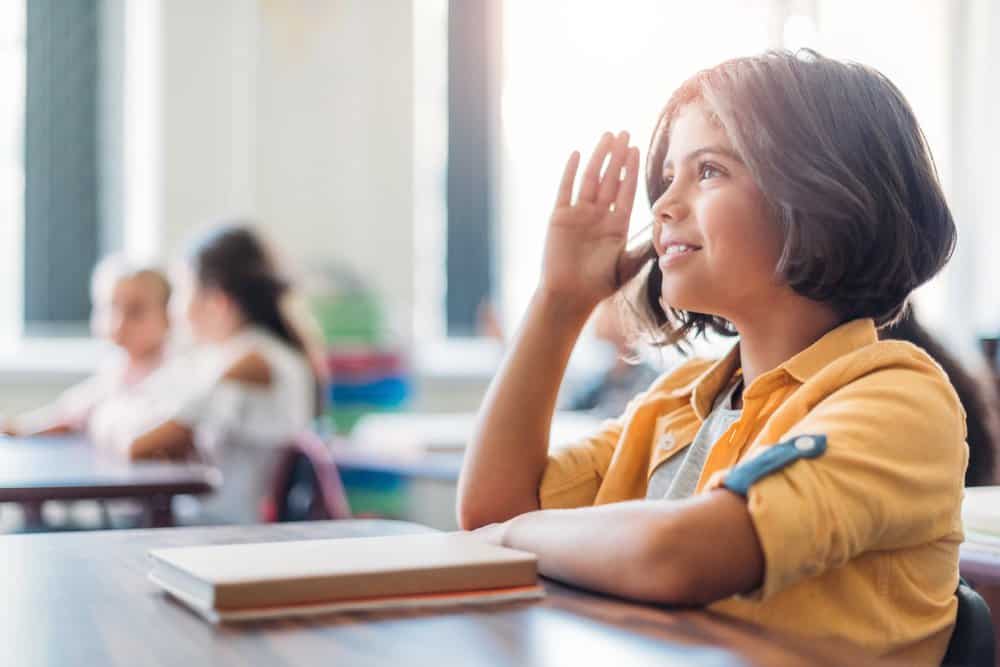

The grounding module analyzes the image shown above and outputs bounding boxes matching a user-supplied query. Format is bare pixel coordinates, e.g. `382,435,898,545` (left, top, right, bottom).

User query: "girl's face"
650,102,785,323
107,276,170,359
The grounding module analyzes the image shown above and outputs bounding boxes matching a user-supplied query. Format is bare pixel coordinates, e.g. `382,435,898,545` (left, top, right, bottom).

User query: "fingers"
613,146,640,222
555,151,580,208
577,132,614,203
565,131,636,210
596,131,630,207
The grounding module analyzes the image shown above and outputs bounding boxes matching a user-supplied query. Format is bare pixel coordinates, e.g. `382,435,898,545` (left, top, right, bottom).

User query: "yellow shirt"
539,318,967,664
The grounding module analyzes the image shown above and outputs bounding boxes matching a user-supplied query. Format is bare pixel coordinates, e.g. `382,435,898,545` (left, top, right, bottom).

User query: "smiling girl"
457,50,964,664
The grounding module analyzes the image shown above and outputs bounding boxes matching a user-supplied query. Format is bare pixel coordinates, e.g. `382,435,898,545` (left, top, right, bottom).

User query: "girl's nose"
650,193,690,253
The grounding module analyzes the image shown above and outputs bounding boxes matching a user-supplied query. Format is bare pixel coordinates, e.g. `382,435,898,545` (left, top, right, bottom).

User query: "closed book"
148,532,543,623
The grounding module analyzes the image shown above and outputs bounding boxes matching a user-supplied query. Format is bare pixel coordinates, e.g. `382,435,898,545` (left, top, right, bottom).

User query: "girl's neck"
210,313,250,343
730,295,841,389
124,346,165,383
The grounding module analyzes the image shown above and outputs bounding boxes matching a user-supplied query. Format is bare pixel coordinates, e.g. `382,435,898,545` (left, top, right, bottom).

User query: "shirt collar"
682,318,878,421
781,318,878,383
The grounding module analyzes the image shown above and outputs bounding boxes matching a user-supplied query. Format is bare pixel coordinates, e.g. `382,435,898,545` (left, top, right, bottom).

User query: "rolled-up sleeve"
539,417,623,509
708,364,967,600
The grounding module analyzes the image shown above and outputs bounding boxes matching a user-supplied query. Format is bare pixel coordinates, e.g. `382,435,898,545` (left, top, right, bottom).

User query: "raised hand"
539,131,643,315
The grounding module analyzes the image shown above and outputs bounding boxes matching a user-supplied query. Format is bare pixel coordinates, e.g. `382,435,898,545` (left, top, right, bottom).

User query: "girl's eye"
699,163,723,180
662,175,674,191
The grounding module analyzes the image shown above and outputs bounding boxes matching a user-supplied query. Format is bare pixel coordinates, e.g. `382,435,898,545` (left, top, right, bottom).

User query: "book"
148,532,543,623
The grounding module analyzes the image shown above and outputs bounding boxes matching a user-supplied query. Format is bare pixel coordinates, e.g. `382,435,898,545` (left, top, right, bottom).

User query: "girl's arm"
14,423,74,437
129,420,195,461
457,290,595,528
480,491,764,605
129,352,271,461
4,373,110,437
458,131,644,529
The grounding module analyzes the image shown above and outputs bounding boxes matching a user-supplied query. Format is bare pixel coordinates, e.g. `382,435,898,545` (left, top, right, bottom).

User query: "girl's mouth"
659,244,701,268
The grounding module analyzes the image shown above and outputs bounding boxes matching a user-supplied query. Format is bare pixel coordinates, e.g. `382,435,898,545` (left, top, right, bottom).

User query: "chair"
261,431,352,522
942,578,995,667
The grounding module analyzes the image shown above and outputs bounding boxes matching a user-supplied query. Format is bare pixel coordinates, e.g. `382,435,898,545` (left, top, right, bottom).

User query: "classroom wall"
0,0,461,413
160,0,417,341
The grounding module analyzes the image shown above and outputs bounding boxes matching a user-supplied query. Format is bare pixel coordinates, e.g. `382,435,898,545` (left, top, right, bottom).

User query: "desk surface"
0,519,891,667
0,435,220,502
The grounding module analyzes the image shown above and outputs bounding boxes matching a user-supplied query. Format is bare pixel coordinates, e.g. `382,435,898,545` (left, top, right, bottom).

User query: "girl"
458,50,965,664
89,224,325,524
3,257,171,437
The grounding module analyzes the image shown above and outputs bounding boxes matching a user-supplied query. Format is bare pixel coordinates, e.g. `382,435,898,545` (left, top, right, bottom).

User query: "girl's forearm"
457,289,594,529
499,492,763,606
128,420,195,461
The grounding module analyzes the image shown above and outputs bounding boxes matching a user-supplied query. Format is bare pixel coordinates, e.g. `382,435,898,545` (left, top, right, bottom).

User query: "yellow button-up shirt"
539,318,967,664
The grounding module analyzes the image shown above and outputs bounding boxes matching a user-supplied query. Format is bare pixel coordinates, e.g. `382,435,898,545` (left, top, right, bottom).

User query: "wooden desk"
0,435,220,527
0,519,893,666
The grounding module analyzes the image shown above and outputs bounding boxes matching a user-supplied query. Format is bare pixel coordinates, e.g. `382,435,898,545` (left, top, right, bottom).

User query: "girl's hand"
469,521,510,546
539,131,643,315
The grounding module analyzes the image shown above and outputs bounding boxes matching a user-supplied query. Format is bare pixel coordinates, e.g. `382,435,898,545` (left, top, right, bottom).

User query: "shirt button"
658,434,675,450
794,436,817,452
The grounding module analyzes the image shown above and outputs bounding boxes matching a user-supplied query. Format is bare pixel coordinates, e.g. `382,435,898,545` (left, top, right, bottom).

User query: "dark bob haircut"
633,49,957,346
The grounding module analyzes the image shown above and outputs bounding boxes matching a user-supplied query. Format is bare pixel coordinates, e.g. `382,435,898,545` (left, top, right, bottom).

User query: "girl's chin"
658,290,698,314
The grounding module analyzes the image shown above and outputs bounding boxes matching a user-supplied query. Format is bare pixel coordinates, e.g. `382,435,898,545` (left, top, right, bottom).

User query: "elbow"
126,437,148,461
456,489,539,531
455,494,504,531
455,485,486,530
127,430,163,461
456,504,489,532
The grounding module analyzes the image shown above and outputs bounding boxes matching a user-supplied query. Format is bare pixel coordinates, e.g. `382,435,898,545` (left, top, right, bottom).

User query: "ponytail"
189,224,327,415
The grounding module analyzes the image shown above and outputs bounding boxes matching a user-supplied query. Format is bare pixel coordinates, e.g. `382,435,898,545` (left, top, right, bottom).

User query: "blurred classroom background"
2,0,1000,533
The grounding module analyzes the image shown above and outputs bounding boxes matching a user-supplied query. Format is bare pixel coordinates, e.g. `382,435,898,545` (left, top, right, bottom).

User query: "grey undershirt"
645,381,743,500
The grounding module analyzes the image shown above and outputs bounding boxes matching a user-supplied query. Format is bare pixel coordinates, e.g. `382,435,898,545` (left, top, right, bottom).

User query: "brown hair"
189,223,327,414
633,50,957,346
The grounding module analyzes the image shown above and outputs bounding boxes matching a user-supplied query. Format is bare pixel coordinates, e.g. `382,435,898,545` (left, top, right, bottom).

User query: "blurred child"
563,298,661,418
88,223,325,524
3,257,171,436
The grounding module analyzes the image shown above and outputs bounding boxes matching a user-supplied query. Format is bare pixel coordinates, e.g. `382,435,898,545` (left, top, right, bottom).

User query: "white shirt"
14,352,160,434
89,327,315,523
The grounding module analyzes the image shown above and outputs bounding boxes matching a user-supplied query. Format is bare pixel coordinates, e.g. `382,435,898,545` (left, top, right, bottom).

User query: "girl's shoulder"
814,337,956,394
235,327,312,384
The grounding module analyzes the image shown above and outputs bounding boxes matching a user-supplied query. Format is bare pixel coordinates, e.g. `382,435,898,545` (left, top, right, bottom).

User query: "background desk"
0,519,896,667
0,435,220,527
330,441,463,529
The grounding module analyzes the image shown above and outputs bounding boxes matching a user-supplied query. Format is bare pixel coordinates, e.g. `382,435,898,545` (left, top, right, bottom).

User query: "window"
498,0,774,339
23,0,102,335
0,0,151,346
0,0,26,345
417,0,960,357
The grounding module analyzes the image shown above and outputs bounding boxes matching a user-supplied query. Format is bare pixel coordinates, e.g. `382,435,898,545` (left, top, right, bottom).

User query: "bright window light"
0,0,25,345
499,0,772,338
